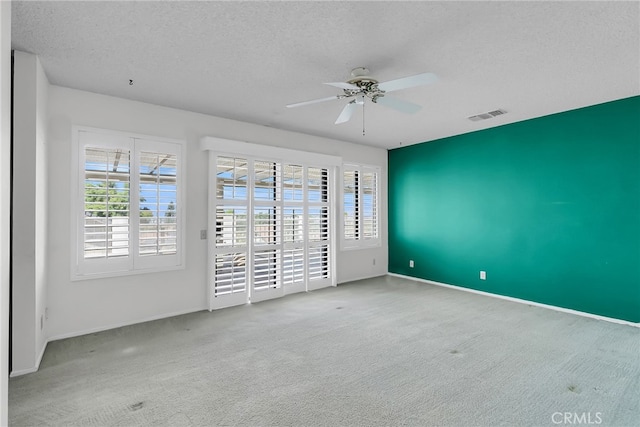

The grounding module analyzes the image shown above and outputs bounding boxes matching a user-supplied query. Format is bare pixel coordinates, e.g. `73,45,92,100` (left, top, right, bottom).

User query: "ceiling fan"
286,67,438,124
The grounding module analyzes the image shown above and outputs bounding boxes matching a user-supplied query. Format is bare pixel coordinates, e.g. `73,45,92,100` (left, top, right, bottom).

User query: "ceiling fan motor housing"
346,68,384,99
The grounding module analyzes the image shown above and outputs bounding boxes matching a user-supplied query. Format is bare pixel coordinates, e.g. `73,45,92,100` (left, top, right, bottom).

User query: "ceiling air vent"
468,109,507,122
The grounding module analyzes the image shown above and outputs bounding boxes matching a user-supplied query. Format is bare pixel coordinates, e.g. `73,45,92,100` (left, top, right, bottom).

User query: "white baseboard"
35,339,47,369
47,306,207,342
10,340,49,378
9,366,38,377
338,273,386,286
387,273,640,328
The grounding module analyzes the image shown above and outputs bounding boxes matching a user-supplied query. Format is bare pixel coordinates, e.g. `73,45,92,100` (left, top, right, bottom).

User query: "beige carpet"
9,275,640,426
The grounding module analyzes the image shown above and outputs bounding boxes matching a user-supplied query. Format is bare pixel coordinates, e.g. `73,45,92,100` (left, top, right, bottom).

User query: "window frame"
341,163,381,250
71,126,186,280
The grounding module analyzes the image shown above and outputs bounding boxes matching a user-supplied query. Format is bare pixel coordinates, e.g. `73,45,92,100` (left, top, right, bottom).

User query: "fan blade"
377,72,438,93
375,96,422,114
324,82,360,90
335,101,360,124
286,96,340,108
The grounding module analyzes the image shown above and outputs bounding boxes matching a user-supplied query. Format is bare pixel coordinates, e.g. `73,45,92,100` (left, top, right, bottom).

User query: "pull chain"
362,99,366,136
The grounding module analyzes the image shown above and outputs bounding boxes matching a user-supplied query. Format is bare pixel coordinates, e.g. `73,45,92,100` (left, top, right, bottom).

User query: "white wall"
47,86,388,340
11,51,49,375
35,55,49,366
0,1,11,423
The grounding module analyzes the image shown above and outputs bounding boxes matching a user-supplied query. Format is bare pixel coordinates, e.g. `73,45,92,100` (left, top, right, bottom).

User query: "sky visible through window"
215,181,371,210
85,157,177,217
87,157,372,218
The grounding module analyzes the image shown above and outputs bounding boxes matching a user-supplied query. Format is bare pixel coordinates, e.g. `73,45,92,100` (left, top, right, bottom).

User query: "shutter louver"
214,252,247,296
283,207,304,243
216,207,248,247
254,207,278,245
254,161,278,201
308,167,328,203
217,156,248,200
309,245,329,280
254,249,281,291
283,164,303,201
283,248,304,284
308,207,329,242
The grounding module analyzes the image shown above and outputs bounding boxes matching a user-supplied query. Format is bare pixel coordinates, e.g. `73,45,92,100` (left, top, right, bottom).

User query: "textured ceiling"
11,1,640,149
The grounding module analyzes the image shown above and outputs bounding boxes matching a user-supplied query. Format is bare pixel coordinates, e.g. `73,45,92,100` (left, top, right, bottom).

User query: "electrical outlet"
200,229,207,240
480,271,486,280
409,260,414,268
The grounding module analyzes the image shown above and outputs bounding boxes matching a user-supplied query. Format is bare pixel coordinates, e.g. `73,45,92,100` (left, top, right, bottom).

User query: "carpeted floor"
8,275,640,426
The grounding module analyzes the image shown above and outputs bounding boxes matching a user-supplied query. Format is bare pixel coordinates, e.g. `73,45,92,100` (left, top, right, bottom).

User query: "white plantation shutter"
74,128,184,279
342,164,380,249
308,167,331,284
209,150,336,309
253,206,282,292
138,151,178,257
213,157,250,302
83,146,131,261
251,160,283,301
361,171,378,240
281,163,306,292
133,139,182,270
343,170,358,240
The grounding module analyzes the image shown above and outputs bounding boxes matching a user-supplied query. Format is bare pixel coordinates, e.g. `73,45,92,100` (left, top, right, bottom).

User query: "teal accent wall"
388,96,640,323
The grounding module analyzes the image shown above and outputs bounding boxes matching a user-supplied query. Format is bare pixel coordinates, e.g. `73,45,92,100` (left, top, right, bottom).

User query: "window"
72,128,184,279
343,164,380,248
209,153,335,309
